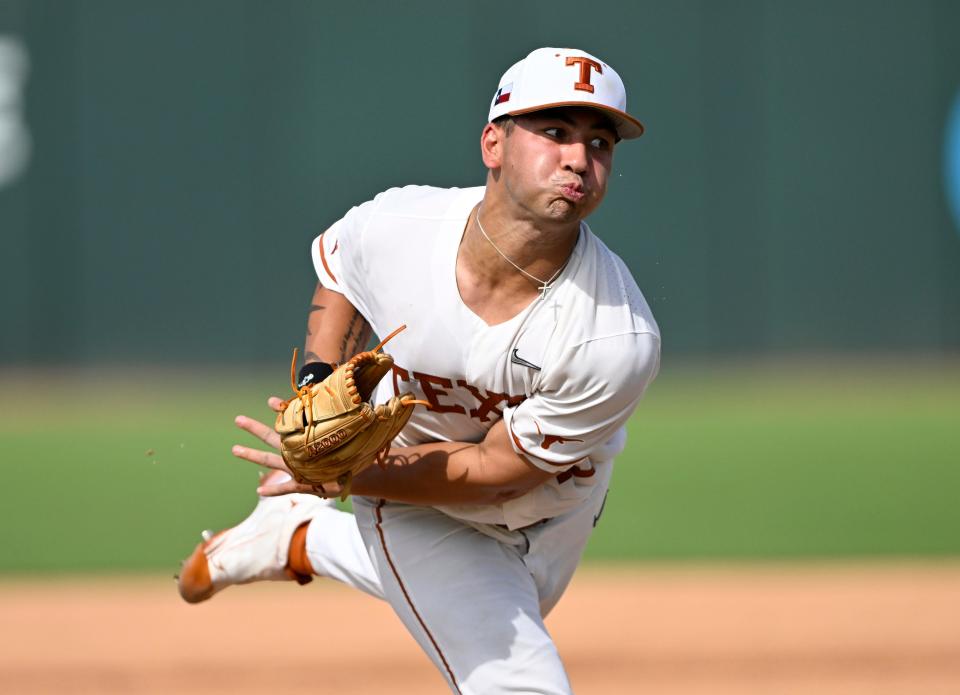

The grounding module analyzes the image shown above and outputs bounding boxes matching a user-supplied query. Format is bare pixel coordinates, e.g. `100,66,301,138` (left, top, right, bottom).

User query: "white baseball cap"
488,47,644,140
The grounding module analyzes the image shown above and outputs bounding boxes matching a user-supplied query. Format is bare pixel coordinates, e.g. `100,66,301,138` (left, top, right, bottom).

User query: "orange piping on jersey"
317,234,338,284
375,500,462,694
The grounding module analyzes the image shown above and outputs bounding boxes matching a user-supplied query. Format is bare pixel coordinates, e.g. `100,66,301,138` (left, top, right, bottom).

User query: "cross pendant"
538,282,551,300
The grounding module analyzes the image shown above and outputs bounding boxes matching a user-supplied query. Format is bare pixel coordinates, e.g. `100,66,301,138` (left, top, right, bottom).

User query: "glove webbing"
284,324,430,499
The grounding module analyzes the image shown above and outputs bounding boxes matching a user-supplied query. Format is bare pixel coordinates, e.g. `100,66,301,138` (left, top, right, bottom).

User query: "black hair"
491,114,515,134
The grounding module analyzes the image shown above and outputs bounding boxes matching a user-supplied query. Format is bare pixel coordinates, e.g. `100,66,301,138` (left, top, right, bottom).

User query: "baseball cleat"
177,471,331,604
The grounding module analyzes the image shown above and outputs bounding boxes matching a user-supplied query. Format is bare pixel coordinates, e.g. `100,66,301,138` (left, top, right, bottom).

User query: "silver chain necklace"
475,209,570,300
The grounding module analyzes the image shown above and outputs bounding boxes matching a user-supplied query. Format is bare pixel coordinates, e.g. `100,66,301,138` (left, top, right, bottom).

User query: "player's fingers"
256,479,311,497
231,444,287,472
235,414,281,449
267,396,285,412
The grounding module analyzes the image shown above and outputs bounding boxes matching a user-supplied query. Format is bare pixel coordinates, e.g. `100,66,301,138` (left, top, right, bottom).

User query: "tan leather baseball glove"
275,326,423,499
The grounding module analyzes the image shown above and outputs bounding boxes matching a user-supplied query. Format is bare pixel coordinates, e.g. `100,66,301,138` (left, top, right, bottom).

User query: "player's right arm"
301,281,371,368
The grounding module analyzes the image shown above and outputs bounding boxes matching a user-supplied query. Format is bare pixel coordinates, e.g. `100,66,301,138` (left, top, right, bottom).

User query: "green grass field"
1,359,958,572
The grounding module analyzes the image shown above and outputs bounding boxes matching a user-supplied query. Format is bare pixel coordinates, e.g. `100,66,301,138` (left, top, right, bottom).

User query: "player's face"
499,107,616,224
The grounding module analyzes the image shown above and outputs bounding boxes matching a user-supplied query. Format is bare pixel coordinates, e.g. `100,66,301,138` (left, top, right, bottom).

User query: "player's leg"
352,496,573,695
302,501,383,599
178,471,382,602
523,469,612,617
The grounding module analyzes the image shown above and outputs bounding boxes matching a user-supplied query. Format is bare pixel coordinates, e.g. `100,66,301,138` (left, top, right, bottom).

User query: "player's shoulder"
534,226,661,388
567,225,660,342
368,184,484,221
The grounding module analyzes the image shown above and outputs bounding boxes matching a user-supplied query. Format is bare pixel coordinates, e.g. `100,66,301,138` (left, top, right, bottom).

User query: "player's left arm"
233,411,551,505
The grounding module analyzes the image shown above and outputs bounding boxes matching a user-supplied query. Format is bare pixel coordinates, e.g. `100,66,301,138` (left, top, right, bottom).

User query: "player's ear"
481,122,505,169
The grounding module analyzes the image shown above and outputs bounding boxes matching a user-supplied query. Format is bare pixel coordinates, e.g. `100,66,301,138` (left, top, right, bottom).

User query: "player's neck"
455,202,579,325
466,201,580,286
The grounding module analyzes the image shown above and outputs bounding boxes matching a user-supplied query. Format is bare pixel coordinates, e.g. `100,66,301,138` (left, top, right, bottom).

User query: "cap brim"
504,101,645,140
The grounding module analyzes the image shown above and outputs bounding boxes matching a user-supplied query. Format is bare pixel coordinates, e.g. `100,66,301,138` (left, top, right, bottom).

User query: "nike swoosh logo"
511,348,541,371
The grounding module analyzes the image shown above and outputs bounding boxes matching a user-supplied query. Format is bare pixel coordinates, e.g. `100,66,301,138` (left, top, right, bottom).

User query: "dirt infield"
2,563,959,694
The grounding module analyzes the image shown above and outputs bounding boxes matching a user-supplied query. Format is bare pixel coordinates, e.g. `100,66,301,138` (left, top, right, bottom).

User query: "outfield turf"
0,359,957,572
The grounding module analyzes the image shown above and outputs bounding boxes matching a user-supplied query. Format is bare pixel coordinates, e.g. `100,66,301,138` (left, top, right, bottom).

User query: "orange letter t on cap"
565,56,602,93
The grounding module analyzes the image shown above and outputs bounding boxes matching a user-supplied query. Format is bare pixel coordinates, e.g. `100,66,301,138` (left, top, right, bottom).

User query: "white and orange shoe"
177,471,329,604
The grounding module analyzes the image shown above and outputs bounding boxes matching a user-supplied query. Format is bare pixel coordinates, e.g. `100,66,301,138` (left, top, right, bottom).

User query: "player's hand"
231,397,344,499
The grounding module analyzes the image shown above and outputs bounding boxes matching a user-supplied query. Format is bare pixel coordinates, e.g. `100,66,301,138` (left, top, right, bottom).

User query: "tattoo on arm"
305,304,326,337
339,309,372,362
302,295,369,366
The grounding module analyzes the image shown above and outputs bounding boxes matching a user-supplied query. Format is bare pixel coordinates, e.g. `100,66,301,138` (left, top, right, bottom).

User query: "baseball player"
179,47,660,695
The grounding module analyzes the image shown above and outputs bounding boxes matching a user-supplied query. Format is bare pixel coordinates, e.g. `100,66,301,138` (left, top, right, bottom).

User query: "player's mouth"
558,183,586,202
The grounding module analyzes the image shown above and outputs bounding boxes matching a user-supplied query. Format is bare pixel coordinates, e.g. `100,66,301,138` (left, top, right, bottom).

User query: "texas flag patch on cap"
493,82,512,106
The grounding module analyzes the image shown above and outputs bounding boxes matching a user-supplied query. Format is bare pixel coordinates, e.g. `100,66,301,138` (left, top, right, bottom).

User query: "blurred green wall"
1,0,959,364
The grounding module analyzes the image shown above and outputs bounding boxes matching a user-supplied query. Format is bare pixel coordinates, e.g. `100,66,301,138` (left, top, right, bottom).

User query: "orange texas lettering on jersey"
392,364,596,485
391,365,525,423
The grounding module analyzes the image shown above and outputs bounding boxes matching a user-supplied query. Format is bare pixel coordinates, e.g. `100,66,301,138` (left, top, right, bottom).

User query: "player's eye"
590,136,612,150
543,127,562,139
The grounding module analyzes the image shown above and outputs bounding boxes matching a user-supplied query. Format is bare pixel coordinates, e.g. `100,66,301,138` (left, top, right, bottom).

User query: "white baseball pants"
304,481,610,695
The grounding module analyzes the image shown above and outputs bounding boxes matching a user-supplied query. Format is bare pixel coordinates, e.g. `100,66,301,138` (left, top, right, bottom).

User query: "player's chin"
545,194,599,221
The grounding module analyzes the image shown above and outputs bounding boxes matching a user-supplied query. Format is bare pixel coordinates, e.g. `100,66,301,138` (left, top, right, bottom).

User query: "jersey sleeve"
504,331,660,473
310,196,380,320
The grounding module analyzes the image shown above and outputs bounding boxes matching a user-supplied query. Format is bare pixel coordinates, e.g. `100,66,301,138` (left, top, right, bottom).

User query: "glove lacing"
283,324,429,498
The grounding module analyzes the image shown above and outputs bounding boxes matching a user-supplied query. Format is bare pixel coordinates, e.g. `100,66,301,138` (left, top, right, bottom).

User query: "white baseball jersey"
312,185,660,530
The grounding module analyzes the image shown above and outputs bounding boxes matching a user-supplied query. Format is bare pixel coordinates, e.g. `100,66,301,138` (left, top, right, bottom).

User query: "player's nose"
561,141,588,175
